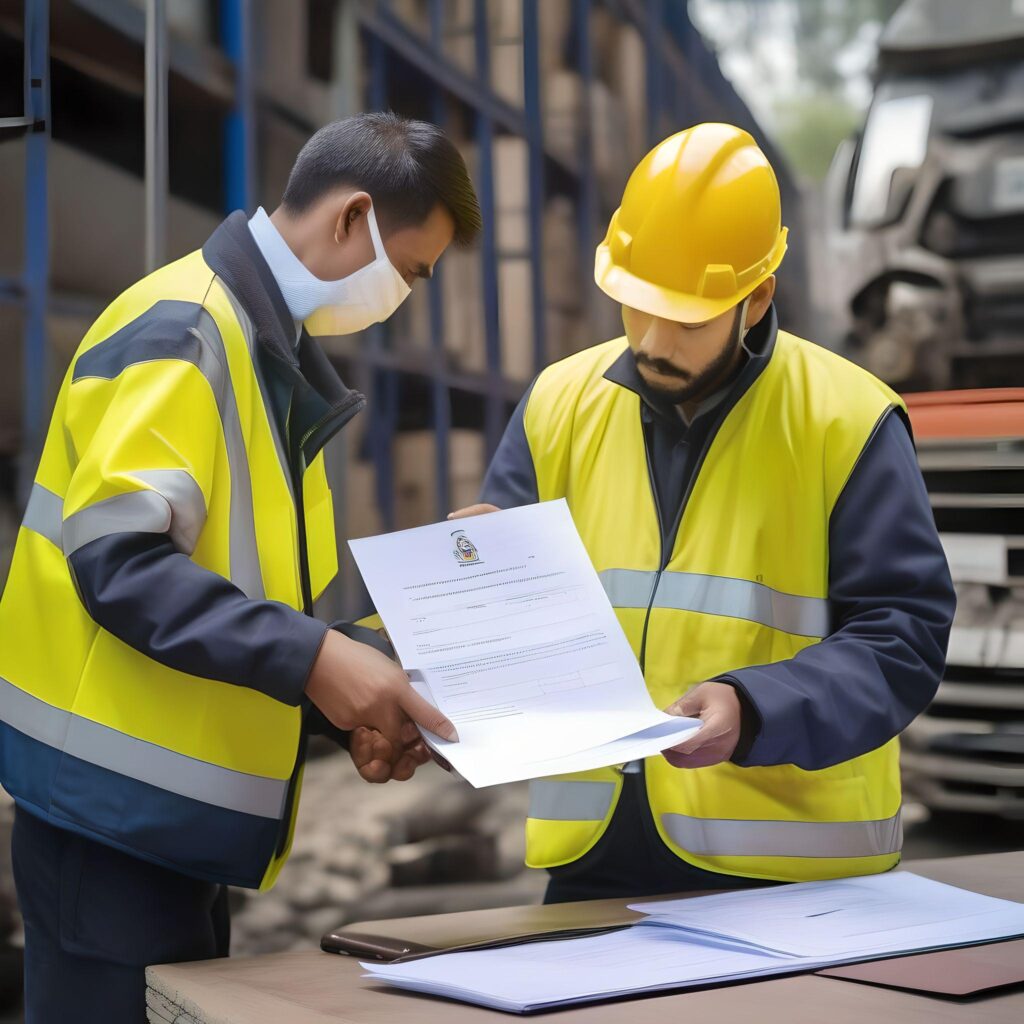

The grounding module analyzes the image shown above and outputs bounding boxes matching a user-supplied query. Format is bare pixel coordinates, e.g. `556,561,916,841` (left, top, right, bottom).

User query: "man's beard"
635,328,742,404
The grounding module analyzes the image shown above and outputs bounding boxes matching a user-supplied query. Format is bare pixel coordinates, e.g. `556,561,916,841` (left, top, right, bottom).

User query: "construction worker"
453,123,955,903
0,113,476,1019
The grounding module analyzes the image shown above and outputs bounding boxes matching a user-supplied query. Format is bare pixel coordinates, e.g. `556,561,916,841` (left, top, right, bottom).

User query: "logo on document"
451,529,480,565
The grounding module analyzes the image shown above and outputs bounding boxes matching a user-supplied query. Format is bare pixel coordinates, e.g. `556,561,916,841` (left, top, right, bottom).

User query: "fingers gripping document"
348,500,700,787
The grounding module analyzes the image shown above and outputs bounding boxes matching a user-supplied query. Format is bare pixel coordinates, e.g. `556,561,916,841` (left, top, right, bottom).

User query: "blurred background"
0,0,1023,1015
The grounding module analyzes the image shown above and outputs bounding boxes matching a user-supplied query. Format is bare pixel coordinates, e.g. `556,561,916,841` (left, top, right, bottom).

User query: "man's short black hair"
282,112,482,246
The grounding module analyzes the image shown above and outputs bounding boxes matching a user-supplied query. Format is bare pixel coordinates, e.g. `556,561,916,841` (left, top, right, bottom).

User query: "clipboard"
816,937,1024,997
321,894,660,963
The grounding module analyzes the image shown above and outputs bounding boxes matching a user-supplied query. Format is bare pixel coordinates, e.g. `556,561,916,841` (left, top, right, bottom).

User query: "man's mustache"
634,353,691,381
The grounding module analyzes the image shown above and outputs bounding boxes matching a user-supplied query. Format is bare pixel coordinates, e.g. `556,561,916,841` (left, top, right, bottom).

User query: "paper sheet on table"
635,871,1024,958
361,872,1024,1013
348,500,700,787
364,925,794,1013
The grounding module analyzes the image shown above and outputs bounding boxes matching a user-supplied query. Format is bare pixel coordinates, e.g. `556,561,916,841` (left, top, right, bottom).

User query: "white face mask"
304,203,412,337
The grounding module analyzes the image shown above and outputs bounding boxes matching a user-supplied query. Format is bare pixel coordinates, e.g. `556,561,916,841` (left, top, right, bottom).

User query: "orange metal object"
904,389,1024,441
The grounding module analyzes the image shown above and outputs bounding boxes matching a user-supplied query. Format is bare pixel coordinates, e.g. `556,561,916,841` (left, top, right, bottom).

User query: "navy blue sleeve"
69,532,329,706
479,383,539,508
722,411,955,770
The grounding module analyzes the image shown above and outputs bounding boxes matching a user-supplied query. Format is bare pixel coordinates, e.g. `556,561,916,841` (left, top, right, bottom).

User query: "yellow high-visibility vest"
523,331,906,882
0,247,346,890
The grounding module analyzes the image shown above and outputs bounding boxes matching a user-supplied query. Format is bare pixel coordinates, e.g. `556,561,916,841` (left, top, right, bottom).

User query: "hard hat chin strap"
737,296,754,357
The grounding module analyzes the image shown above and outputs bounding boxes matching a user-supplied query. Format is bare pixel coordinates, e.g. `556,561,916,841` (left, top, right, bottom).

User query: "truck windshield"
850,90,933,227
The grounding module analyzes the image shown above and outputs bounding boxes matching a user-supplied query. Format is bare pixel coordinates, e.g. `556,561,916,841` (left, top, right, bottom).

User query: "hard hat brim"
594,240,787,325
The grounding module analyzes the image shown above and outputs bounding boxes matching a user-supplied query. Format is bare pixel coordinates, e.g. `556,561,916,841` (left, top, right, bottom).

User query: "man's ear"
745,276,776,329
335,191,372,243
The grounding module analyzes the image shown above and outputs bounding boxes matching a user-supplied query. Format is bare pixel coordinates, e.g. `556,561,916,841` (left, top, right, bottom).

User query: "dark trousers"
12,806,230,1024
545,769,777,903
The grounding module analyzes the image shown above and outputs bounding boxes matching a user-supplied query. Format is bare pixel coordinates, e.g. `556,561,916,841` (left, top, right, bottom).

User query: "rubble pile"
229,750,545,955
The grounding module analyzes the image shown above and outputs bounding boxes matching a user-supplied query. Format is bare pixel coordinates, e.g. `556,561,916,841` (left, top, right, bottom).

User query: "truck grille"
902,437,1024,819
920,180,1024,260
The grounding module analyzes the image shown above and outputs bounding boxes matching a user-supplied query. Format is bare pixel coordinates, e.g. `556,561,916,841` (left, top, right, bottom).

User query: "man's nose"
638,317,680,360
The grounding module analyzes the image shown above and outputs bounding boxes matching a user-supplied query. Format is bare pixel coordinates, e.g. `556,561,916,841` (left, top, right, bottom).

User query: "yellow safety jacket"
0,214,359,889
523,330,906,883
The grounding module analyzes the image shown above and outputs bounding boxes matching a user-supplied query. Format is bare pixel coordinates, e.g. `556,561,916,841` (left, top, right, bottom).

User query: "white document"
363,925,793,1013
348,500,700,787
361,872,1024,1013
636,871,1024,958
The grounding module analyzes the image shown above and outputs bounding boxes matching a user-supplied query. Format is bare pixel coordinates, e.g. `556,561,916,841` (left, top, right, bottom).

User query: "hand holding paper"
305,627,458,749
662,681,744,768
347,724,432,784
348,500,701,787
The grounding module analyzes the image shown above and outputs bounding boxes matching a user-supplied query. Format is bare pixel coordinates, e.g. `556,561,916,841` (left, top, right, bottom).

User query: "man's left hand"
662,681,742,769
349,722,431,783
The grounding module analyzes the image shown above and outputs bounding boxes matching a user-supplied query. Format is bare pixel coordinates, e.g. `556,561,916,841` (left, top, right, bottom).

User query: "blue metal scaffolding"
0,0,803,565
351,0,790,540
1,0,49,504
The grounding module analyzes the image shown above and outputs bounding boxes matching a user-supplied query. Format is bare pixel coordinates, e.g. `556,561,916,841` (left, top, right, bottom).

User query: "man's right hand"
349,723,431,783
305,630,458,749
447,503,501,520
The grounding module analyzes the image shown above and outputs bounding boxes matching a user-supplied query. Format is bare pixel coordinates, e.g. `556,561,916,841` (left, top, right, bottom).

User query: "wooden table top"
146,850,1024,1024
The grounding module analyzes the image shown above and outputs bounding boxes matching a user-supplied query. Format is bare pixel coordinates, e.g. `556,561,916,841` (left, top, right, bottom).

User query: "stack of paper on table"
360,873,1024,1012
349,500,701,788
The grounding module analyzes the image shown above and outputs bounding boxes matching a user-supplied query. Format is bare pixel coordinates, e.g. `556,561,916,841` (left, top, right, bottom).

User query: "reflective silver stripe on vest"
219,281,295,501
21,483,64,548
189,309,265,600
598,568,658,610
62,306,264,598
0,675,287,819
528,779,617,821
132,469,207,553
662,810,903,859
61,471,207,557
63,490,172,555
599,568,830,639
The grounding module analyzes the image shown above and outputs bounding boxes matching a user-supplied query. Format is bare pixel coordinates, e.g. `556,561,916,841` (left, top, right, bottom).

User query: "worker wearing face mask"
0,112,478,1020
453,123,955,903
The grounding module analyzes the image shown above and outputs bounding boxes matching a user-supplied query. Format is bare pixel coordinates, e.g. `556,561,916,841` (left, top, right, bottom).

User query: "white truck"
823,0,1024,391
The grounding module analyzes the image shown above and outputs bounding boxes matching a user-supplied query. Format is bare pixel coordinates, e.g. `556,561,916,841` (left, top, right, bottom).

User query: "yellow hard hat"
595,123,788,324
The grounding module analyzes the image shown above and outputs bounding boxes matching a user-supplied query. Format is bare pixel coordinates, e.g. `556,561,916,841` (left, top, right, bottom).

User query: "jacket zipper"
298,391,364,455
632,407,721,841
288,391,366,612
275,428,311,858
275,392,365,858
637,414,720,672
637,420,666,677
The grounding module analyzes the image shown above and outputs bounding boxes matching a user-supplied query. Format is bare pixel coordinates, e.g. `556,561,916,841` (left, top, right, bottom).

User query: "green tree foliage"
691,0,904,179
773,93,862,180
693,0,902,87
787,0,903,92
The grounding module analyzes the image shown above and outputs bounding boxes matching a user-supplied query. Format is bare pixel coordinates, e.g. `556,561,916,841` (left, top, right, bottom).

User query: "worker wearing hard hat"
0,114,473,1018
453,123,955,902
